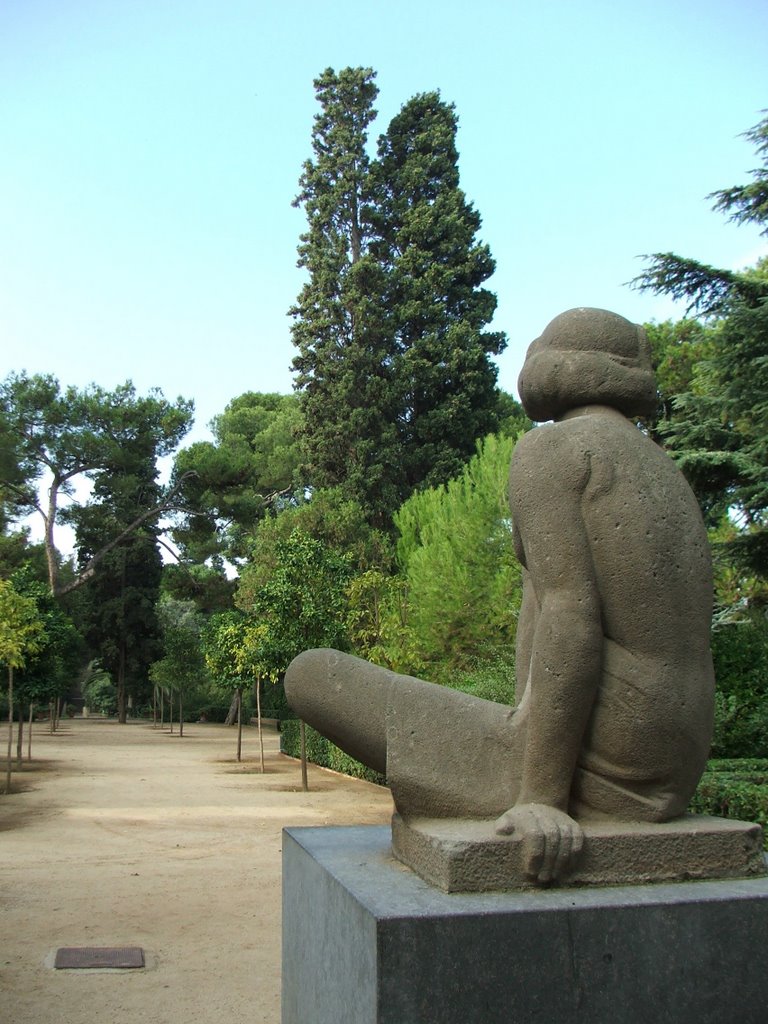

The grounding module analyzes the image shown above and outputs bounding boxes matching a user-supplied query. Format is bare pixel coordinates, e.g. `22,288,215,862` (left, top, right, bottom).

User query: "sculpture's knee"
284,648,327,722
284,648,389,775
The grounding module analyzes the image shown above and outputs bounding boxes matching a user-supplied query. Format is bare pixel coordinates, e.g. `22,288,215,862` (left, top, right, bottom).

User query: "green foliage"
280,720,385,785
80,662,117,716
291,67,400,523
633,113,768,579
643,318,717,432
160,560,236,615
0,577,44,671
10,571,82,709
150,596,209,704
710,613,768,758
392,433,522,674
202,611,254,696
237,487,391,607
441,647,516,704
0,528,48,583
291,69,506,523
0,372,193,596
172,392,302,562
345,569,422,674
237,529,352,679
373,90,507,493
691,770,768,845
496,392,532,439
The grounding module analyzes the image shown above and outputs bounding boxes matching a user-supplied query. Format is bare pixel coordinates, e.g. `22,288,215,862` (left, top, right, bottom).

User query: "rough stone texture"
282,825,768,1024
284,308,719,887
391,813,767,892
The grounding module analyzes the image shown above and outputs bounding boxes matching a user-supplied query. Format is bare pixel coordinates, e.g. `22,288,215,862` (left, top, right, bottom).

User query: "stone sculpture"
285,308,728,888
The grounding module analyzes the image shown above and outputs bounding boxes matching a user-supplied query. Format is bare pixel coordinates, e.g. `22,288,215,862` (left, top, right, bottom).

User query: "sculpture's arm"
497,427,603,881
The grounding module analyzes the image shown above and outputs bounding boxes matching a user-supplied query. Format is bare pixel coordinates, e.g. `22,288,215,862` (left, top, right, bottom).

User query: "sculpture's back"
285,308,764,889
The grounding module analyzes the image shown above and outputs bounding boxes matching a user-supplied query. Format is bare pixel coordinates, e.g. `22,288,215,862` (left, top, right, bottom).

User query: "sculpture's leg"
285,649,523,820
284,648,392,774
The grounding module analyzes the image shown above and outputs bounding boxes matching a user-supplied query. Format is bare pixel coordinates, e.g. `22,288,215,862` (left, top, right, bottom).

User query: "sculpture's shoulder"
512,422,592,497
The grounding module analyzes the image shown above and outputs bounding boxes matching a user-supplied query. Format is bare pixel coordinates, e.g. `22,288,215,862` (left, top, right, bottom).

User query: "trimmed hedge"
280,720,385,786
690,759,768,848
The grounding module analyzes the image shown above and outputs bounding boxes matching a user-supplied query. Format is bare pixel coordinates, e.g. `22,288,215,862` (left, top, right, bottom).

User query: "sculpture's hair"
518,307,657,422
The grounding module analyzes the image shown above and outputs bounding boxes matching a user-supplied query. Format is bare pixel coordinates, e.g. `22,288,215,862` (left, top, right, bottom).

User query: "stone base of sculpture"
282,824,768,1024
391,812,767,892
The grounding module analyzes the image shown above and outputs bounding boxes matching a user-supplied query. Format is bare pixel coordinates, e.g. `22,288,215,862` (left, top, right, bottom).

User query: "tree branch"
53,472,198,598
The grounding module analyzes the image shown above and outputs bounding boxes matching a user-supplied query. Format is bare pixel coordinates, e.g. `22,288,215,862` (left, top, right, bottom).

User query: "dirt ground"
0,717,394,1024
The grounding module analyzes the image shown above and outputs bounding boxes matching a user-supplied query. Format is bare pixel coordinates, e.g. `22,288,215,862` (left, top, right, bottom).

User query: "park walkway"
0,718,393,1024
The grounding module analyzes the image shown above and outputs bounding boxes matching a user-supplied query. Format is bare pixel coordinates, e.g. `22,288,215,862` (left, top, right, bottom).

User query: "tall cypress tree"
374,91,507,492
291,72,506,520
290,67,401,524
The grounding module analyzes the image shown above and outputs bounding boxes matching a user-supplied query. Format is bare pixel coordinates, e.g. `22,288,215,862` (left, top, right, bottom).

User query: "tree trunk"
5,667,13,795
117,642,127,725
49,699,55,734
169,690,174,734
152,686,158,728
224,691,239,727
27,704,33,761
4,667,13,794
16,710,23,769
179,693,184,738
236,688,242,763
256,678,264,774
300,720,308,792
160,687,165,729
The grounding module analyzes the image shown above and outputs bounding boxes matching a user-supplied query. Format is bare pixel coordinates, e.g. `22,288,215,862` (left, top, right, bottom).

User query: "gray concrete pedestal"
282,825,768,1024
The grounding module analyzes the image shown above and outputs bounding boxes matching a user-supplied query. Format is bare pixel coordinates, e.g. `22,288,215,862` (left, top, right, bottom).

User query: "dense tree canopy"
172,391,302,563
0,373,193,595
290,68,506,523
72,447,165,722
634,111,768,580
373,91,507,491
290,68,398,523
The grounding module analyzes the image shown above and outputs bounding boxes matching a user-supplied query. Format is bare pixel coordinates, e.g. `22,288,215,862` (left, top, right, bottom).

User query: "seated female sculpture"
285,308,715,884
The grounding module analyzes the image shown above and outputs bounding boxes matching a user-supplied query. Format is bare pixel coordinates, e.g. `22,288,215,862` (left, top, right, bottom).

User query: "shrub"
691,759,768,847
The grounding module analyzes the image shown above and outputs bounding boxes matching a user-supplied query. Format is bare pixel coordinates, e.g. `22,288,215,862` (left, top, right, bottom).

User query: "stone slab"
282,825,768,1024
391,812,766,891
54,946,145,969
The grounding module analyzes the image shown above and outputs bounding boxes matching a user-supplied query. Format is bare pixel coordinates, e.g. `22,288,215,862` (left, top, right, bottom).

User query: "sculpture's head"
518,307,657,422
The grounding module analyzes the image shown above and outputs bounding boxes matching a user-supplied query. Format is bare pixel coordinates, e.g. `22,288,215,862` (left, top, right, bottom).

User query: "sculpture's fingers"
521,817,545,882
550,823,573,882
535,810,562,884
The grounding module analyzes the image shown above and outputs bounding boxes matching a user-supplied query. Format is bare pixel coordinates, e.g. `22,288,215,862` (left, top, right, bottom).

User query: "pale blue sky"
3,0,767,447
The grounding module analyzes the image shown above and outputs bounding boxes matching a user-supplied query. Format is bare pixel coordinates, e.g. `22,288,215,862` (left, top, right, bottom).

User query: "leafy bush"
80,666,117,716
710,614,768,758
439,646,516,704
691,759,768,847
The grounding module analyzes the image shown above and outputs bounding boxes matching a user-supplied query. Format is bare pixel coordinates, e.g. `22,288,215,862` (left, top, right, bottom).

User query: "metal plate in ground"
54,947,145,969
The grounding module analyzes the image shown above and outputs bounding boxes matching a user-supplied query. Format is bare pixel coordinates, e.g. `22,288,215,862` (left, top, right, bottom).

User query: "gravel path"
0,717,393,1024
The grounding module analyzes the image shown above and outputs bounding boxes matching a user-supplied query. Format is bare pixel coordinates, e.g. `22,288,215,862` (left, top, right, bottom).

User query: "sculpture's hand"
494,803,584,884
